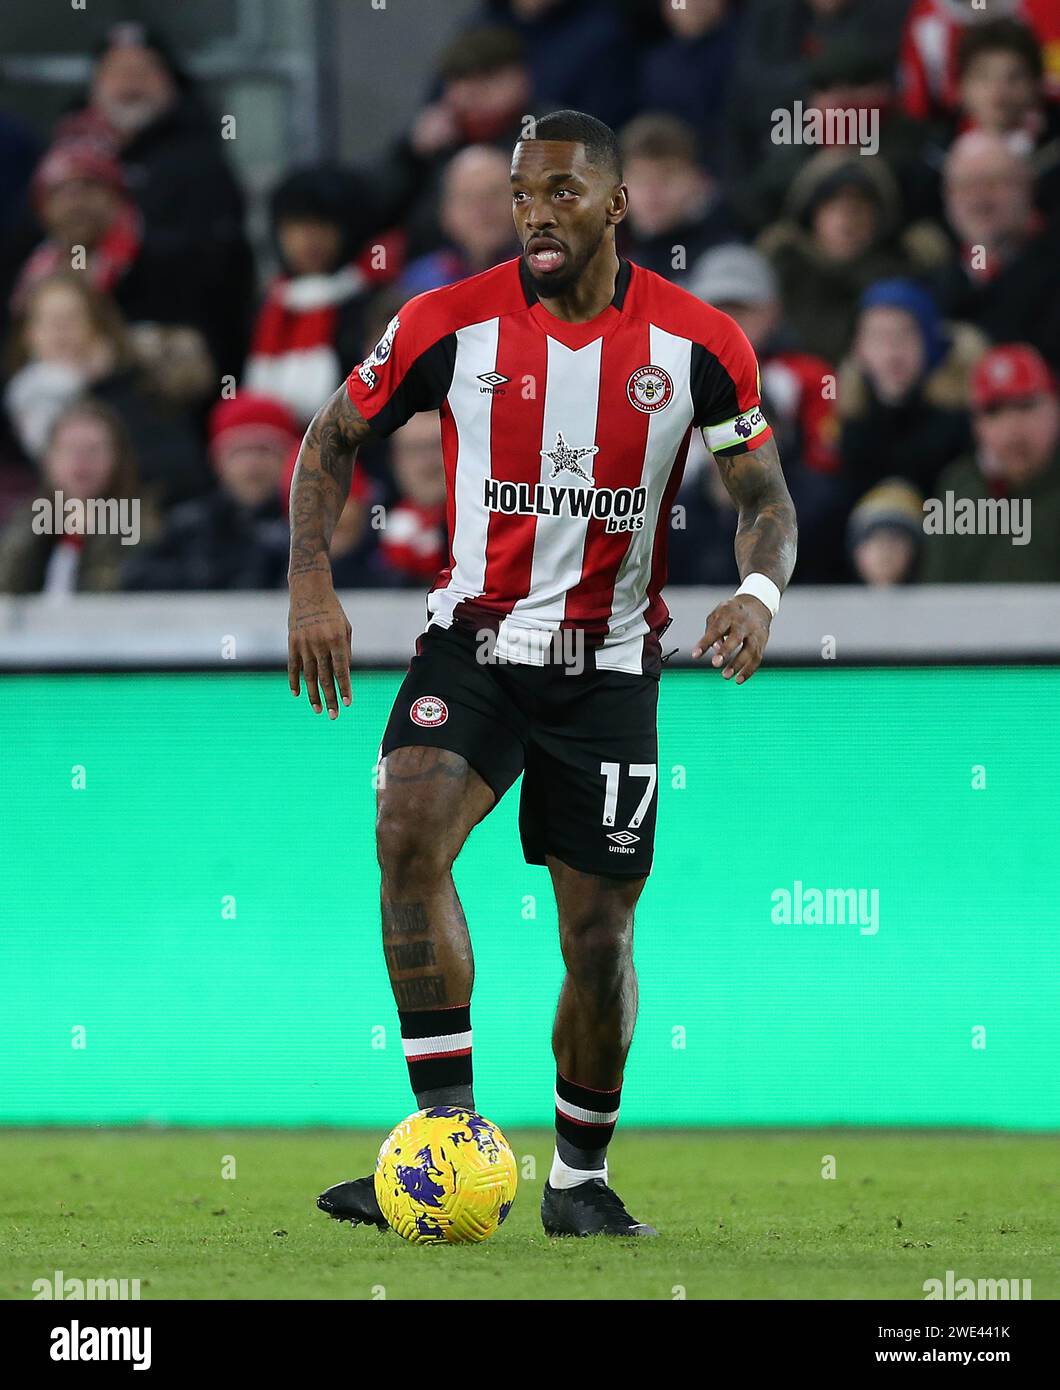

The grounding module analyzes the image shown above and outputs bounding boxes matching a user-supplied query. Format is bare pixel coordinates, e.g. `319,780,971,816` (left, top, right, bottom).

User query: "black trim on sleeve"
689,341,741,428
368,333,457,437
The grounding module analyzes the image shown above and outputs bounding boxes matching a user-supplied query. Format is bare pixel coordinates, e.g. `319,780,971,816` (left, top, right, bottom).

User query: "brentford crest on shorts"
627,365,673,412
410,695,448,726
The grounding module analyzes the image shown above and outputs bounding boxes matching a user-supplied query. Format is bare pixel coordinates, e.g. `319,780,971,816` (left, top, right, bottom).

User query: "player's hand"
692,595,772,685
287,572,353,718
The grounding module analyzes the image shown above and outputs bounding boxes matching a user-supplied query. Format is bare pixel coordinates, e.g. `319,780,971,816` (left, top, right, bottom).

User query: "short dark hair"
524,109,622,181
957,18,1043,82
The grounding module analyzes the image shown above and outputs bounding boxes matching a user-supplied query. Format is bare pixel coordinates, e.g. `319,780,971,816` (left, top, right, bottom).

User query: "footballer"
287,110,797,1237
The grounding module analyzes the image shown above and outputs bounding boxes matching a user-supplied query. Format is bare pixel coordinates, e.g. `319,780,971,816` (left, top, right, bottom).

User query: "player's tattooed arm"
693,435,797,685
289,386,374,578
287,386,375,719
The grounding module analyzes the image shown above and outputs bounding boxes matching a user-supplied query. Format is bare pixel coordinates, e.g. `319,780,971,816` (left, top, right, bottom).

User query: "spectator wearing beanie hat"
838,278,989,497
846,478,925,587
279,445,386,588
921,343,1060,581
12,140,141,312
122,393,299,591
244,164,404,425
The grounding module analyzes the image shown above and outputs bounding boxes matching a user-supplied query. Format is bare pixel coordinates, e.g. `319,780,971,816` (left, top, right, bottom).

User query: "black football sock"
399,1004,474,1111
551,1070,621,1187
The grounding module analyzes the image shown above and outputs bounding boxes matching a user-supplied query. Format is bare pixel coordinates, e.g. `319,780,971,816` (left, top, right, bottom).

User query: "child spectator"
921,344,1060,581
838,278,987,496
0,398,156,594
846,478,925,587
122,394,299,591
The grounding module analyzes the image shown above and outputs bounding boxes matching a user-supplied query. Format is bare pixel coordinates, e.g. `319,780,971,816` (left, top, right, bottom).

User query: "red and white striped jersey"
346,256,772,675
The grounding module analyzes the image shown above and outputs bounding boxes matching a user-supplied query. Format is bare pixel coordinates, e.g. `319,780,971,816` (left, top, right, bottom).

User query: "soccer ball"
373,1106,518,1244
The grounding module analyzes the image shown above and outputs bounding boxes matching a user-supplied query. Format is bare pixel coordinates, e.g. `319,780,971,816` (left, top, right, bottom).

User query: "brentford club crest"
627,365,673,412
410,695,448,727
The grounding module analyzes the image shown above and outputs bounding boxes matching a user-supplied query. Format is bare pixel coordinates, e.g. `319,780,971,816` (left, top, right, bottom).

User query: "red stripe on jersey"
480,310,548,610
562,318,652,625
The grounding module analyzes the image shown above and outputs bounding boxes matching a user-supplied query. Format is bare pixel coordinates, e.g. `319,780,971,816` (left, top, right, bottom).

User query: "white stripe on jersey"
503,336,604,640
554,1088,620,1125
402,1030,473,1058
428,317,499,630
598,326,693,674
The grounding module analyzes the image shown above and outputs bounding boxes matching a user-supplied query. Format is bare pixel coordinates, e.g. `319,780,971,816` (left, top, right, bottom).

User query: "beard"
525,223,607,298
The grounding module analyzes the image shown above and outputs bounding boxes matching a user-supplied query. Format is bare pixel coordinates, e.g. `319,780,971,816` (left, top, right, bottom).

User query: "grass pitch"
0,1130,1056,1301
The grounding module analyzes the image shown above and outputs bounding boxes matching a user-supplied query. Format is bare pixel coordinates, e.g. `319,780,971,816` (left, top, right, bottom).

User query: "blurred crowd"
1,0,1060,597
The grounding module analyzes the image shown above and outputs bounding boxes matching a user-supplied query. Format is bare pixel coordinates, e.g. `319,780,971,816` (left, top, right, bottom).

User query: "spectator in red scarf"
245,165,403,425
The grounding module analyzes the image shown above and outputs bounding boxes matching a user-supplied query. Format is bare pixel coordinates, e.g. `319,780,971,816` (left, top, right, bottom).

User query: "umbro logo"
607,830,640,846
477,371,509,394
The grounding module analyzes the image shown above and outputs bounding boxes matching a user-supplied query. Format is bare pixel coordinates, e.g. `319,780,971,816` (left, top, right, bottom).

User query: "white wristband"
735,572,781,618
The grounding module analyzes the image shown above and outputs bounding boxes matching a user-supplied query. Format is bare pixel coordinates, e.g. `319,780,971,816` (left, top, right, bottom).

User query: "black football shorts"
379,623,660,878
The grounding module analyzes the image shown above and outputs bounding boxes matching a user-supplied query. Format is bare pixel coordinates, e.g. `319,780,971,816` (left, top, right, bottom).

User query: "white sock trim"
549,1147,607,1190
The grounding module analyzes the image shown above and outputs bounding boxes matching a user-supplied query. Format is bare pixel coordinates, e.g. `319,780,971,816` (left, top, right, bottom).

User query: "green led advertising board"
1,669,1056,1128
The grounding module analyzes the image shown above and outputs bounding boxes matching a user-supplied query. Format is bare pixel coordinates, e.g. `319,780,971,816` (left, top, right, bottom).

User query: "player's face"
510,140,623,297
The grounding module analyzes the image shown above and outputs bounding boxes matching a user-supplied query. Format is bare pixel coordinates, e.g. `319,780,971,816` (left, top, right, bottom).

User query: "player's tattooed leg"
376,747,495,1108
